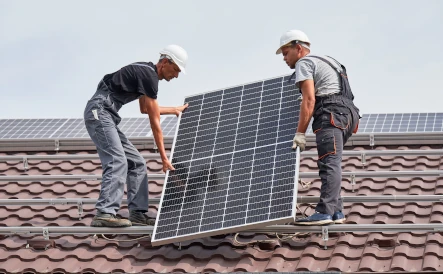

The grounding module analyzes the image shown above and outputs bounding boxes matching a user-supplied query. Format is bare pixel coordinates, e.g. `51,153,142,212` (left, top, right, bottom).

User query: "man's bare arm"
297,79,316,133
143,96,174,172
139,96,188,117
159,104,189,116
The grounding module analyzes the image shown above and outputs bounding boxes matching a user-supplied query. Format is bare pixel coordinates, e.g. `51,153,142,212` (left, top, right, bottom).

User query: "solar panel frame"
151,75,301,246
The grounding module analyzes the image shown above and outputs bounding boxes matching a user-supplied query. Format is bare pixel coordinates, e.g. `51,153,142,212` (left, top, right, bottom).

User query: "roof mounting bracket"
54,139,60,152
350,174,356,192
42,228,49,240
360,152,366,168
153,142,158,153
369,134,375,147
77,200,84,220
23,157,29,172
322,226,329,250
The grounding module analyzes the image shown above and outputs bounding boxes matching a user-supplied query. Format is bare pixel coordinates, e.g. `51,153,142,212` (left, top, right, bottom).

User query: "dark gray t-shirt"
103,62,159,100
294,55,342,97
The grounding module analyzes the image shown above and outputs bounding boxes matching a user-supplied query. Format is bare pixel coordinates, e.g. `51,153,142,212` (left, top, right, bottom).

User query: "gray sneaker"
91,212,132,227
129,210,156,226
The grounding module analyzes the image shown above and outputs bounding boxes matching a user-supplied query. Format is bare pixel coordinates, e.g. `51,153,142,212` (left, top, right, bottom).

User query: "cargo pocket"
330,112,350,130
84,108,111,149
93,122,111,149
316,130,336,159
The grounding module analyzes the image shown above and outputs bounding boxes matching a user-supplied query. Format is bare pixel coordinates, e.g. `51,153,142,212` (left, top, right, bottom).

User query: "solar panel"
0,119,67,139
118,117,152,138
152,75,301,246
51,119,88,138
0,116,177,139
357,113,443,133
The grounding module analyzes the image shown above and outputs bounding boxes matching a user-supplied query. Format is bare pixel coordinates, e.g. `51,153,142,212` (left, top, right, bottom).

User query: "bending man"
84,45,188,227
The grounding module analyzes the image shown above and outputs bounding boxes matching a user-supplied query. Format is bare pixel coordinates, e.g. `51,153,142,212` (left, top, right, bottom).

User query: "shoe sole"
129,220,156,226
294,219,334,226
130,221,148,226
91,219,132,227
334,218,346,224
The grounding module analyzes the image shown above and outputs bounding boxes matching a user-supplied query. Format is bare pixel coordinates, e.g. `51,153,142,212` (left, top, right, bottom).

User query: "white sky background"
1,0,442,119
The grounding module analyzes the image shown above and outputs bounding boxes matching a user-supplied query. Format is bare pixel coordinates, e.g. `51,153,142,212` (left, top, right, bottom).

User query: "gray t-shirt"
294,54,342,97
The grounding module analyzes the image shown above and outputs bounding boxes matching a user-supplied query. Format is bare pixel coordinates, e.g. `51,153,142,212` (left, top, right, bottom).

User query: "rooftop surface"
0,133,442,273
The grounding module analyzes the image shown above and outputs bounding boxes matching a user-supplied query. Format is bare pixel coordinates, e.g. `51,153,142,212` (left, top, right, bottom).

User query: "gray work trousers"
314,111,358,215
83,83,149,215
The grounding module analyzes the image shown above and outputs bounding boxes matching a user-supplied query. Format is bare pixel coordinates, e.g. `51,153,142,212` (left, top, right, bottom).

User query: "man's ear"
157,58,167,67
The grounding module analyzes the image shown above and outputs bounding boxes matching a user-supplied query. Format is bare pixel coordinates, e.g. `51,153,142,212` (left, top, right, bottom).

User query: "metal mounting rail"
0,174,165,181
0,149,440,162
2,223,443,236
0,198,159,205
0,195,442,206
247,224,443,233
301,149,443,157
300,170,442,179
0,154,169,161
297,195,443,203
0,170,441,182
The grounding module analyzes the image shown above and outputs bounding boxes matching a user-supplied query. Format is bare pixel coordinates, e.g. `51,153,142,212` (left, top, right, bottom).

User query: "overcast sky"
1,0,442,119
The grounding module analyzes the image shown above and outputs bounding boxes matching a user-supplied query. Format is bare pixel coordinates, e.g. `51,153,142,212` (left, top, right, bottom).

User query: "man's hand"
173,103,189,117
162,159,175,173
292,132,306,151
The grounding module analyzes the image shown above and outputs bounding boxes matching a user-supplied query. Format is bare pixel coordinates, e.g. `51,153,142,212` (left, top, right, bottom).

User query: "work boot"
129,210,156,226
90,211,132,227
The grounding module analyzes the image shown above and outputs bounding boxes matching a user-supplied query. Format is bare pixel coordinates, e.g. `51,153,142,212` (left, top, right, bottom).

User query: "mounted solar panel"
2,111,442,139
117,117,152,138
357,113,443,133
51,119,88,138
0,116,177,139
151,75,301,246
0,119,67,139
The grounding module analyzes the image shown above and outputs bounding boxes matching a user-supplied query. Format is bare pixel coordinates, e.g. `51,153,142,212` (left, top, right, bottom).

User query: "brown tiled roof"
1,144,443,273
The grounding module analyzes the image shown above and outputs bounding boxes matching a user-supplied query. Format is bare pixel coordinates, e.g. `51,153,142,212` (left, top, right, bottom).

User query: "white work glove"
292,132,306,152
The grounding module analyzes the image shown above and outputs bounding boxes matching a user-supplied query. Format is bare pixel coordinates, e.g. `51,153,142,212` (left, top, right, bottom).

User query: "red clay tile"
358,255,393,272
391,255,423,272
234,257,269,272
422,244,443,271
327,256,360,272
295,256,330,272
401,214,431,224
265,256,290,272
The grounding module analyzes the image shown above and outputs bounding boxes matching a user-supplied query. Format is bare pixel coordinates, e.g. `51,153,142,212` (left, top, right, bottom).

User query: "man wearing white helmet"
276,30,360,225
83,45,189,227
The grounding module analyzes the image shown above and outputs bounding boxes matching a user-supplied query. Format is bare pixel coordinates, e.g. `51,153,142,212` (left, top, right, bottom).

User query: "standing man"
276,30,360,225
84,45,189,227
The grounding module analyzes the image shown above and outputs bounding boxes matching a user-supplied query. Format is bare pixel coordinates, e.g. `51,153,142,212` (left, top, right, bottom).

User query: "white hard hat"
159,44,188,74
276,30,311,54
